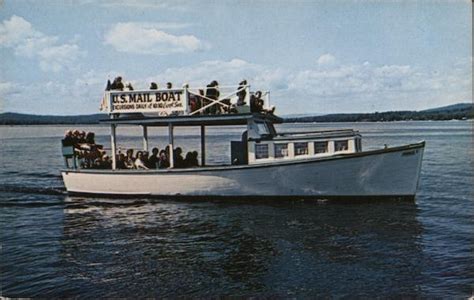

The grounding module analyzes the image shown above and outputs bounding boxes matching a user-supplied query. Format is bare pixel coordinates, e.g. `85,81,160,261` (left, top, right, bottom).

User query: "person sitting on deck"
158,149,170,169
166,82,173,89
125,149,135,169
250,91,264,113
85,132,95,144
63,130,74,146
116,153,127,169
134,151,149,169
184,151,199,168
147,147,159,169
149,82,158,90
205,80,220,114
125,83,134,91
236,79,247,106
142,151,150,167
110,76,124,91
174,147,185,168
95,154,112,169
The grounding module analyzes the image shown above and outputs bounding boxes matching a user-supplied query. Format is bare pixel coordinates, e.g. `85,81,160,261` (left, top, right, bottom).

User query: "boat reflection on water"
60,196,424,297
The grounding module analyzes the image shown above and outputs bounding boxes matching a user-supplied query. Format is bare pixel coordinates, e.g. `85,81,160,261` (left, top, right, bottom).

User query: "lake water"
0,121,472,297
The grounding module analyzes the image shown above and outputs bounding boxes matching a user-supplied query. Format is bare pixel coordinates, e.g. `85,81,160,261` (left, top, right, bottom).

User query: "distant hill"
284,103,473,123
0,113,106,125
421,103,472,113
0,103,472,124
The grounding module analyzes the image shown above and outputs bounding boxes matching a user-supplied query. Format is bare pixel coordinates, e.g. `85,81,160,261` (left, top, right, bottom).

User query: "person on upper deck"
166,82,173,89
205,80,220,114
110,76,124,91
126,83,134,91
250,91,264,113
150,82,158,90
237,79,247,106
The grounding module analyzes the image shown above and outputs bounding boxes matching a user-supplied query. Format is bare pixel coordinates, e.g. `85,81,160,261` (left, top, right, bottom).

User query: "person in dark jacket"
110,76,124,91
147,147,159,169
205,80,220,114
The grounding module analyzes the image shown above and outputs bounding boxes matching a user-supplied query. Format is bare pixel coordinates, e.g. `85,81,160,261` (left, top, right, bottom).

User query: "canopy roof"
100,113,283,126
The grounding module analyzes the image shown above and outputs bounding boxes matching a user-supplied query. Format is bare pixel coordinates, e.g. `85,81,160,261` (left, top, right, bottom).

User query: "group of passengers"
105,77,274,115
62,130,109,169
63,129,199,170
115,147,199,170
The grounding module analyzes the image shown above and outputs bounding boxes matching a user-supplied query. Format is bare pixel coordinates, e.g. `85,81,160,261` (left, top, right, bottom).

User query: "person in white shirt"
134,151,149,170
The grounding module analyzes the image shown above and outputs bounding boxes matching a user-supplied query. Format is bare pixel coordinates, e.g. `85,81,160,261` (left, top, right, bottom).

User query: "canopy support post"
200,125,206,166
142,125,148,151
168,123,174,168
111,124,117,170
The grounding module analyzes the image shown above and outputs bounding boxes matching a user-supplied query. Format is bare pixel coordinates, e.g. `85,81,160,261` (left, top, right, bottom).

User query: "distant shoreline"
0,103,471,125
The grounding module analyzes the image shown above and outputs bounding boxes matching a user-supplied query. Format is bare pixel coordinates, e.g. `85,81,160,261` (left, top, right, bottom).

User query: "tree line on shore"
0,103,472,125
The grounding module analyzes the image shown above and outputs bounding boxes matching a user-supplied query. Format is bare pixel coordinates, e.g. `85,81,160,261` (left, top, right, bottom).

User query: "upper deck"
100,84,273,121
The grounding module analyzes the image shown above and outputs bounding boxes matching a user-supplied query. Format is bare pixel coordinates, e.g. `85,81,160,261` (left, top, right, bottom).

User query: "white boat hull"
61,142,424,199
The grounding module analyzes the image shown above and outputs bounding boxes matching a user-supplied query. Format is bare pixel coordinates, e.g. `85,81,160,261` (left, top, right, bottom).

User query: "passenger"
250,91,264,113
126,83,134,91
142,151,149,167
166,82,173,89
96,154,112,169
134,151,149,169
194,89,205,114
125,149,135,169
236,79,247,106
205,80,220,114
85,132,95,144
71,130,80,145
192,151,199,166
184,151,199,167
110,76,124,91
63,130,74,146
147,147,159,169
105,79,112,91
150,82,158,90
78,131,87,143
173,147,185,168
158,150,170,169
116,153,127,169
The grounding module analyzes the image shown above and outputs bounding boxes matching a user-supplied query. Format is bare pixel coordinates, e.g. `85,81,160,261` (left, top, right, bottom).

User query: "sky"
0,0,472,115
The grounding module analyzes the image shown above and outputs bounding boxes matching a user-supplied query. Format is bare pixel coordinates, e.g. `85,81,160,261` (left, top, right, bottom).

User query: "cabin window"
335,140,349,152
314,141,328,154
294,142,309,156
256,123,270,135
274,143,289,158
255,144,269,159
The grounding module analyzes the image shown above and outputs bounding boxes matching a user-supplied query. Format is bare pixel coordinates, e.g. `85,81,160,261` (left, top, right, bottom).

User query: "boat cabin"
63,83,362,170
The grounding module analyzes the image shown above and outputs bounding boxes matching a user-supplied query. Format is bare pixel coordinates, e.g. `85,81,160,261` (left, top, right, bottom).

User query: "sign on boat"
61,82,425,199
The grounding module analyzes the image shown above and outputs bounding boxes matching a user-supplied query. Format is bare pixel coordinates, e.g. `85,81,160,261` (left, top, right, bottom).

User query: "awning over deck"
100,113,283,126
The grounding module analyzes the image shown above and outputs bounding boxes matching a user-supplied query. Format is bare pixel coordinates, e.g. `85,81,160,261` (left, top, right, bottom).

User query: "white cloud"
0,15,85,72
317,53,336,66
104,22,208,55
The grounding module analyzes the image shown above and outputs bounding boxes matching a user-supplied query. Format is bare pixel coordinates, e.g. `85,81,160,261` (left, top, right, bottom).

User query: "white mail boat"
61,83,425,200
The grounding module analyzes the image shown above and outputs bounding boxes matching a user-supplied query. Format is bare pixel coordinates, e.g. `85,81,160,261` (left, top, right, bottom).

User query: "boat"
61,82,425,200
